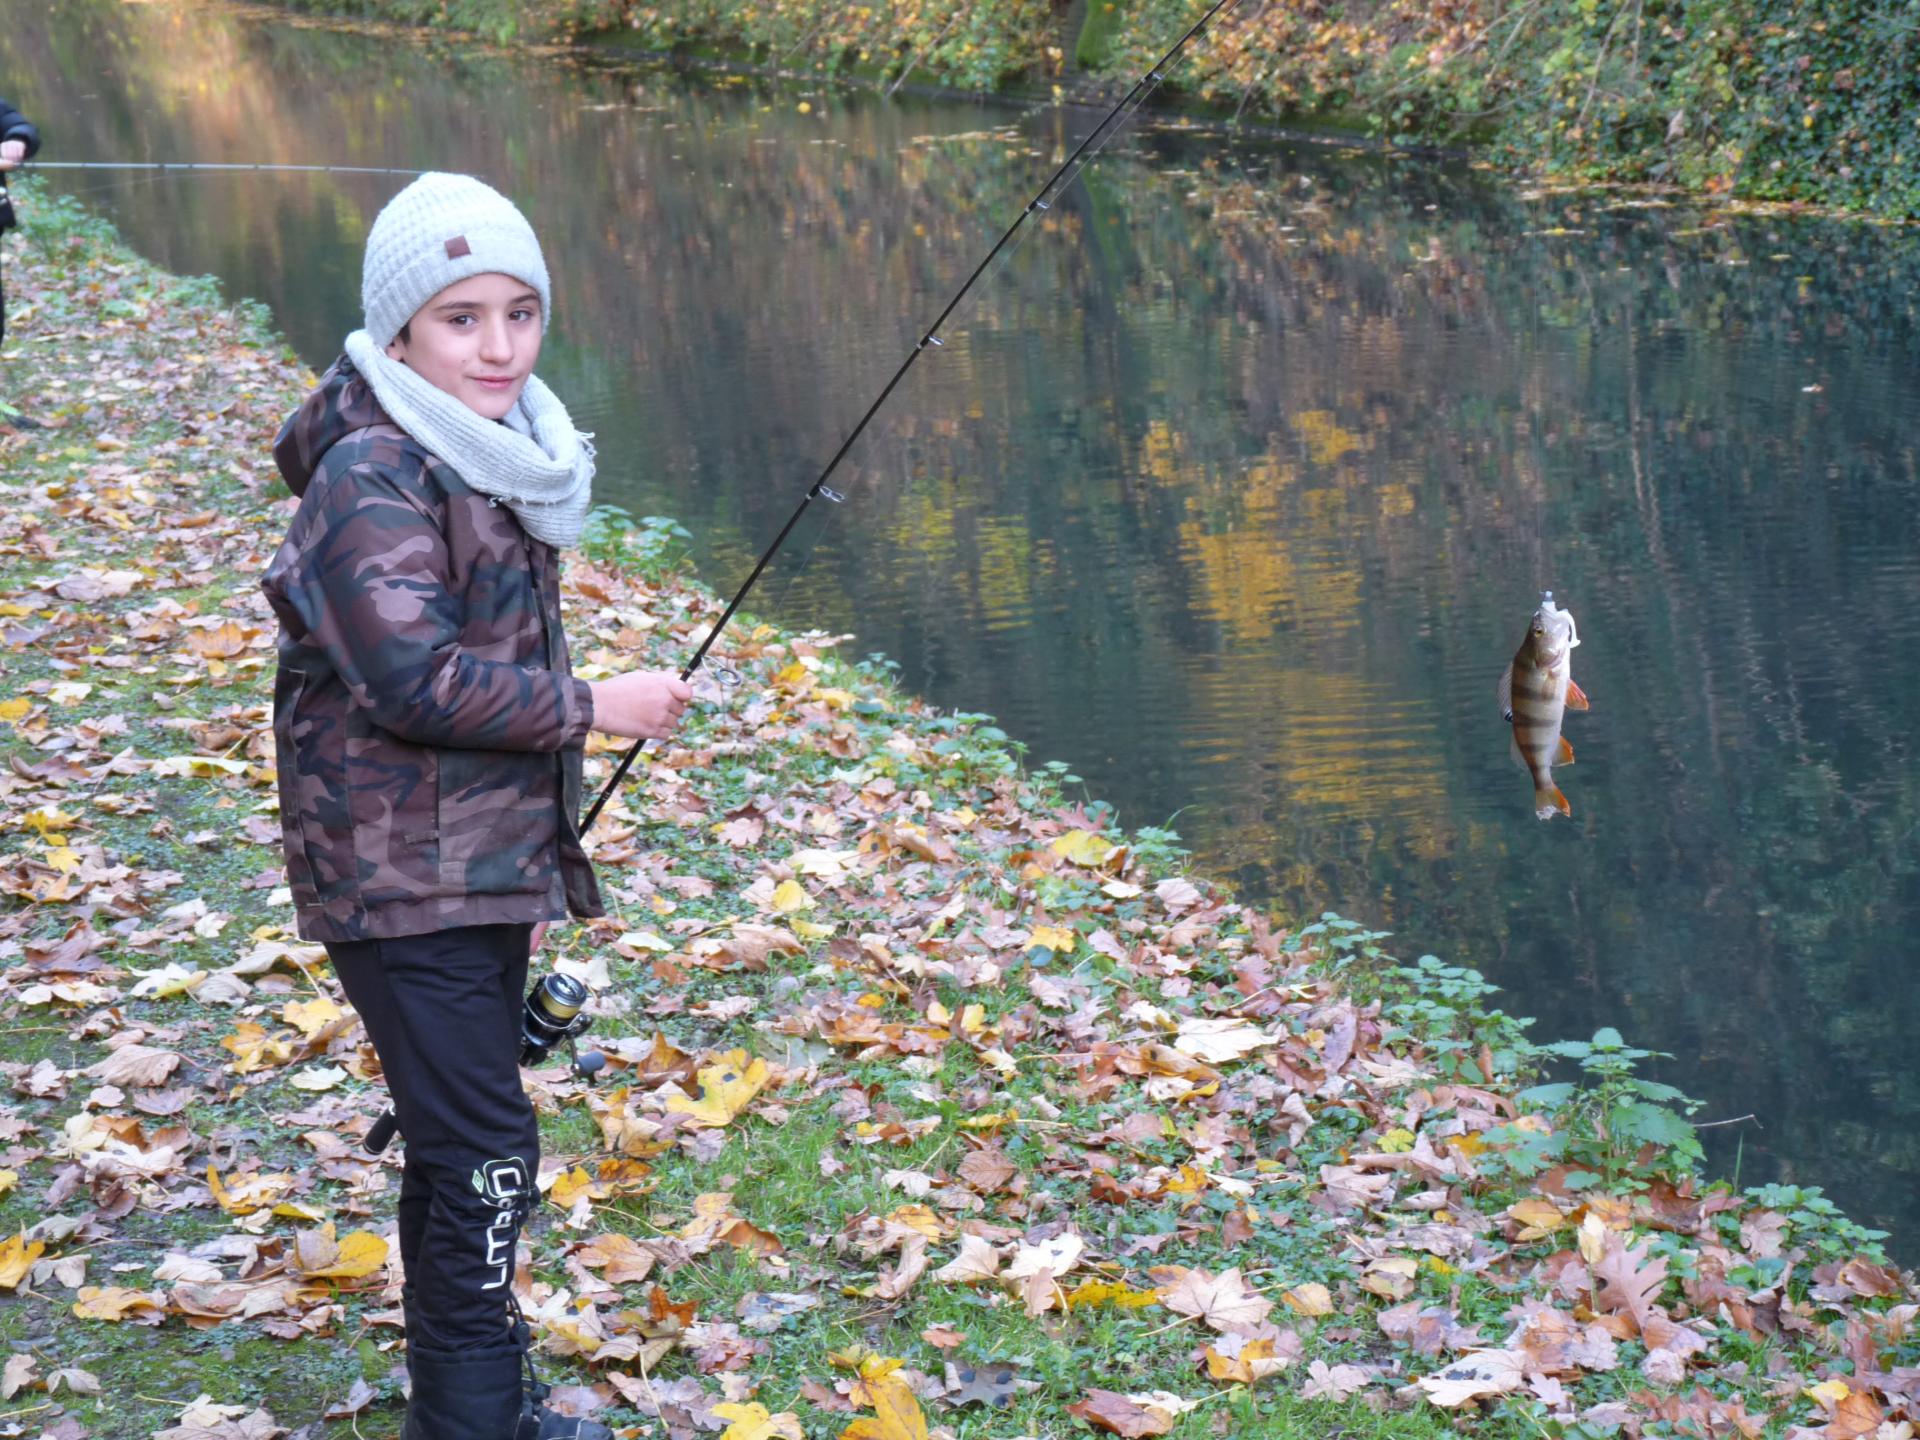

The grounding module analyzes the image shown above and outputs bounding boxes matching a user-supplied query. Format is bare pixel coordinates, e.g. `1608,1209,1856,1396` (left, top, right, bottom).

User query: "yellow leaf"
1807,1380,1853,1405
1026,925,1076,952
712,1402,805,1440
793,919,835,940
1377,1127,1416,1154
280,995,343,1039
1281,1281,1333,1317
20,806,73,840
307,1230,388,1280
1050,830,1115,866
549,1166,598,1209
0,1233,45,1289
839,1365,929,1440
662,1052,770,1128
1359,1255,1419,1300
151,755,250,778
0,698,32,722
72,1286,165,1322
0,1171,15,1196
1577,1211,1608,1266
221,1022,293,1075
1505,1197,1569,1240
771,880,813,913
1062,1279,1162,1310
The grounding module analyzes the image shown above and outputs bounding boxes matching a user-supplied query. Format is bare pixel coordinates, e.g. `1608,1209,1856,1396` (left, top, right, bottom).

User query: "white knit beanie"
361,172,551,348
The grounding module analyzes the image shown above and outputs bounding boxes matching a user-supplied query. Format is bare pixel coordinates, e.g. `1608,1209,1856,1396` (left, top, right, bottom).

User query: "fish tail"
1534,785,1571,820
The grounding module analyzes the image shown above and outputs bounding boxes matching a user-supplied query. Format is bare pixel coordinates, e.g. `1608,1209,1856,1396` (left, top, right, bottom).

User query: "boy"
263,173,691,1439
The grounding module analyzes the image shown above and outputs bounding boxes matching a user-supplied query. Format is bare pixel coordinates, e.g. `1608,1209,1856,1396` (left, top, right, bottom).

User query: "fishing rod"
366,1,1243,1159
579,0,1242,835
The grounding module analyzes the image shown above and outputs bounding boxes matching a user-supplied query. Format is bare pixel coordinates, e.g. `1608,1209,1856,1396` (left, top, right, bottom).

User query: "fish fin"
1496,667,1514,722
1556,735,1575,765
1564,677,1590,711
1535,786,1571,820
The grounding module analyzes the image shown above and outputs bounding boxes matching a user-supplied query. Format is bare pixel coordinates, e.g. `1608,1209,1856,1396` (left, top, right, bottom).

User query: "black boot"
403,1344,524,1440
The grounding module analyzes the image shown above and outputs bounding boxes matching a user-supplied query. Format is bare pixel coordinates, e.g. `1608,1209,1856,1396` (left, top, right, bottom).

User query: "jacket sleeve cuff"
561,676,595,749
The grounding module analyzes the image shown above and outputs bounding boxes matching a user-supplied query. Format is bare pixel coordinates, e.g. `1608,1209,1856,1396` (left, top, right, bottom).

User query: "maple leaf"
1299,1359,1372,1401
1067,1388,1178,1436
712,1401,805,1440
838,1363,929,1440
0,1233,46,1290
931,1234,1002,1284
661,1051,771,1127
86,1042,182,1088
1592,1234,1671,1337
1280,1281,1333,1317
1414,1349,1526,1408
72,1285,166,1324
1160,1267,1274,1333
573,1232,657,1285
292,1225,388,1281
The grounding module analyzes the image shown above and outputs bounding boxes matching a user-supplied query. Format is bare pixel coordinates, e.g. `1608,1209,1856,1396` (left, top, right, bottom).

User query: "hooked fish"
1497,591,1590,819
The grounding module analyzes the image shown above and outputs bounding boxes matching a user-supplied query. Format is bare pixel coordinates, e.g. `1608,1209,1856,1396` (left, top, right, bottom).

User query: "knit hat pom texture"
362,172,551,348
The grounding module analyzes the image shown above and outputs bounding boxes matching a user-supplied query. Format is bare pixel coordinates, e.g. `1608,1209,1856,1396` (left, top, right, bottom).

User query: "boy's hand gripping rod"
578,0,1240,837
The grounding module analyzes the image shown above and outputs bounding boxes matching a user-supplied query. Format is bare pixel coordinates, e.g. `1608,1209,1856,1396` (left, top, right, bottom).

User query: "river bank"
265,0,1919,219
0,179,1913,1440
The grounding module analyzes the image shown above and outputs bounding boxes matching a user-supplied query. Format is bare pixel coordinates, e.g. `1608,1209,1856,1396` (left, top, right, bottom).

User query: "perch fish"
1498,591,1590,819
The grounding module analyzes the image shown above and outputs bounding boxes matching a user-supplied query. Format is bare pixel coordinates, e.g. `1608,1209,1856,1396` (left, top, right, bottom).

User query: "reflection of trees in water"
11,0,1920,1239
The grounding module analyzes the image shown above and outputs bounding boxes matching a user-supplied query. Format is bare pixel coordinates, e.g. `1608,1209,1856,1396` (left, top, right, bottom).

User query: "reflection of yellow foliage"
1177,524,1295,644
1242,455,1299,515
883,488,958,571
974,516,1043,630
1377,483,1416,518
1140,419,1187,485
1291,409,1364,466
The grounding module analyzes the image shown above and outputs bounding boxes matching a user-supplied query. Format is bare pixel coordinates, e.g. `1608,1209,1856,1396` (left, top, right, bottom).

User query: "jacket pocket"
436,747,559,899
344,717,442,905
273,667,324,908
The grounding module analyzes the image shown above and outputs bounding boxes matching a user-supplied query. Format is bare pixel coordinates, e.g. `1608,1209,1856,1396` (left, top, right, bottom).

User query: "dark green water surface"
6,0,1920,1239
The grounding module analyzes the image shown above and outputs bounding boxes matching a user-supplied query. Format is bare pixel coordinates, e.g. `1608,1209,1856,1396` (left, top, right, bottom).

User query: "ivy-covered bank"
2,181,1918,1439
270,0,1917,217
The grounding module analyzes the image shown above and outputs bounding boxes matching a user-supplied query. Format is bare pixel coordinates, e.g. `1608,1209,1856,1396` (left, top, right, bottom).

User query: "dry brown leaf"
1160,1267,1274,1334
87,1043,182,1088
1065,1389,1174,1437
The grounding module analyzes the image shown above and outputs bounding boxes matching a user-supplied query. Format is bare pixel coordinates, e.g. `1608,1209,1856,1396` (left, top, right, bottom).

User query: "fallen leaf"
1065,1389,1172,1437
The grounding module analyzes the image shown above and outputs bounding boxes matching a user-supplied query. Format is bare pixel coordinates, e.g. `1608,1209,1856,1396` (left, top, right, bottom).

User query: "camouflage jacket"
262,355,604,941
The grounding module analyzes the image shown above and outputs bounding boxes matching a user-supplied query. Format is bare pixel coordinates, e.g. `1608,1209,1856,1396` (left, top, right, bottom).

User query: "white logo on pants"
473,1157,530,1292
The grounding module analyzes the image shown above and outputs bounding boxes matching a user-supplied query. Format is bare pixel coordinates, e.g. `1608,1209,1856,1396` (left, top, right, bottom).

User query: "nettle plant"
1510,1027,1706,1191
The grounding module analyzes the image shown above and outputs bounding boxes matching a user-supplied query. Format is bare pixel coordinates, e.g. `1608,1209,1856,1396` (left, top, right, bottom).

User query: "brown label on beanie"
444,235,472,259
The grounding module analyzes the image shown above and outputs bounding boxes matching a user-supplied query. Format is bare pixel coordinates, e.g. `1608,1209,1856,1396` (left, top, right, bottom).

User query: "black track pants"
326,923,538,1358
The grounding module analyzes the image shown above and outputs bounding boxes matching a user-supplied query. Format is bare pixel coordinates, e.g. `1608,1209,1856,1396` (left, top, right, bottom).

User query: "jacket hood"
273,354,392,499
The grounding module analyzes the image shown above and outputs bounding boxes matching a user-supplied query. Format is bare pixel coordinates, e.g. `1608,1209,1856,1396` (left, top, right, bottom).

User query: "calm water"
6,0,1920,1240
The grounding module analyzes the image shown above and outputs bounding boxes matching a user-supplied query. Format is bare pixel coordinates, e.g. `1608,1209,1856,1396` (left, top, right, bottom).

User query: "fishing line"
23,161,431,177
749,74,1177,629
582,0,1241,834
628,30,1193,739
690,33,1204,674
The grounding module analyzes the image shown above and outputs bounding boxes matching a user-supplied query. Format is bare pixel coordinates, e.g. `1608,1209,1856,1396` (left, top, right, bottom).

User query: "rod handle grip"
365,1106,401,1154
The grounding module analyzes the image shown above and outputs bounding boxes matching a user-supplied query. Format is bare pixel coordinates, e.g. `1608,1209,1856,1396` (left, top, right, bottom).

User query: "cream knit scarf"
344,330,594,549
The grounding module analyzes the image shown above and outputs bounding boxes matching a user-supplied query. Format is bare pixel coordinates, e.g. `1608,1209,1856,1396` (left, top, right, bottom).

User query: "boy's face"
385,272,544,420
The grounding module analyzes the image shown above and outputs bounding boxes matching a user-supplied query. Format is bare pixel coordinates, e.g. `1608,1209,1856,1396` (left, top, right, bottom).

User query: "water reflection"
5,0,1920,1241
